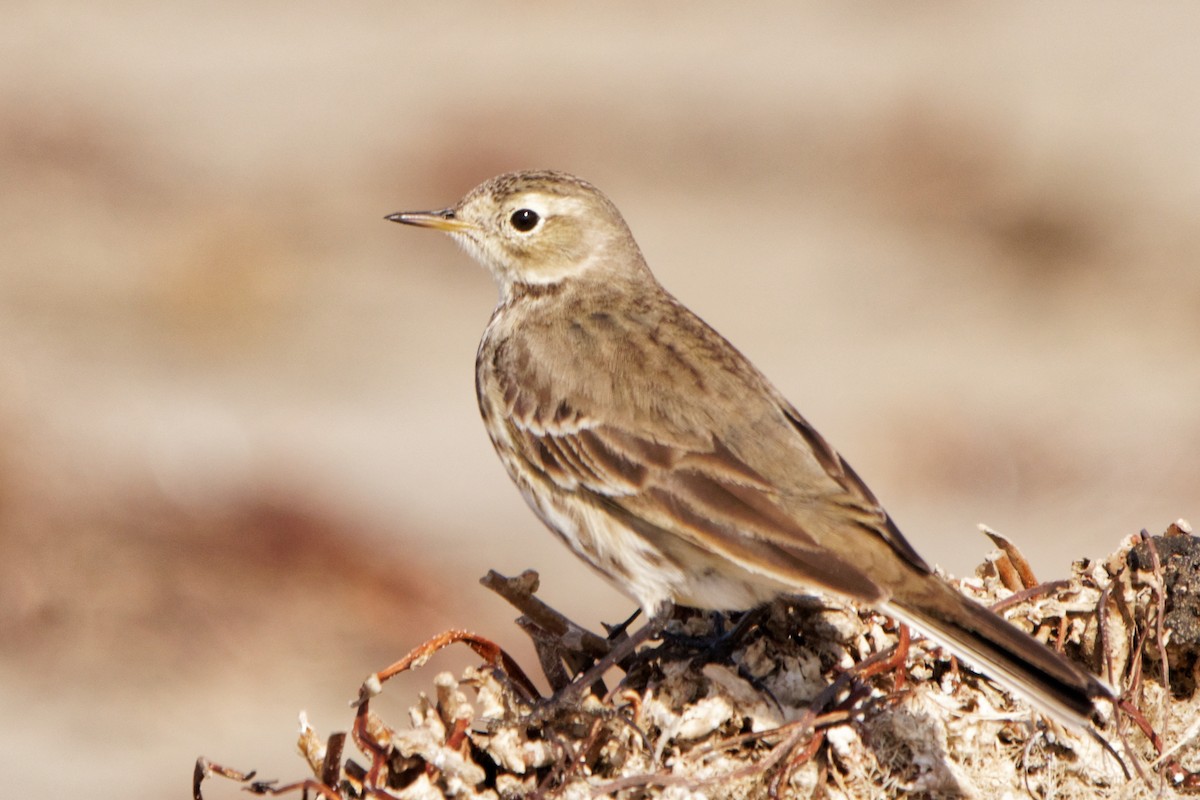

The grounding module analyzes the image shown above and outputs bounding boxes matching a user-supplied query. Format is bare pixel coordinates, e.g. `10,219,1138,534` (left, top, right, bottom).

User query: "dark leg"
553,603,674,707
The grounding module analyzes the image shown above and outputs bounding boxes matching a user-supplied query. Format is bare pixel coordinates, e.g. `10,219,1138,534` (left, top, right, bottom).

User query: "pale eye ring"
510,208,540,232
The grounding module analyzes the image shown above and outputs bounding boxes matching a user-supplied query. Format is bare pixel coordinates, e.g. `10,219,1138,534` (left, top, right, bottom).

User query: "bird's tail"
884,577,1113,727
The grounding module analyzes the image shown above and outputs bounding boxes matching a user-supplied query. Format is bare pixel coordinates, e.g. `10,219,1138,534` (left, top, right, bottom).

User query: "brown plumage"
387,170,1113,726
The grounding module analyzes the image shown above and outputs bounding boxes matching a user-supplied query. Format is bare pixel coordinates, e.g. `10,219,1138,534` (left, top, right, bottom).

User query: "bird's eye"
510,208,540,232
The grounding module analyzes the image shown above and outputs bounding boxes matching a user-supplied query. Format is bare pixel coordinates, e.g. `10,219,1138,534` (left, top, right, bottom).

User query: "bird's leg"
601,606,643,641
695,605,770,665
550,603,674,708
657,609,726,651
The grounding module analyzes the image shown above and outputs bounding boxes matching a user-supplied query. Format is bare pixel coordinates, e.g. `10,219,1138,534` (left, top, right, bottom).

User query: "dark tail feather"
884,578,1113,727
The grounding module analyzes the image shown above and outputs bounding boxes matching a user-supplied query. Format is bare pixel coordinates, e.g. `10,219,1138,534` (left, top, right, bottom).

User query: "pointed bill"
384,208,475,233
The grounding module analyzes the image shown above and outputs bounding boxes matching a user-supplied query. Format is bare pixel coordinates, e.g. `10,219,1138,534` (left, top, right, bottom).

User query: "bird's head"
388,170,647,294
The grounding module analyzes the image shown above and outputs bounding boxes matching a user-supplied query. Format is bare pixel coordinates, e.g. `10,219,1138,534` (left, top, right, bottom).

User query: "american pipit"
388,170,1112,725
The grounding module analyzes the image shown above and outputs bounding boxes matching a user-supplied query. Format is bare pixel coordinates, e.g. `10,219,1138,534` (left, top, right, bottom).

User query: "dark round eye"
510,208,540,232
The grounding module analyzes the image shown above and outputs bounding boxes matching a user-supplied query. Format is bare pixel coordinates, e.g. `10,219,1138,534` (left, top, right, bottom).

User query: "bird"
386,169,1113,726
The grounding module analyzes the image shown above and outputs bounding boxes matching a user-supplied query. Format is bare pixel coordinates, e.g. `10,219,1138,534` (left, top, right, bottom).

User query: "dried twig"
481,569,612,660
357,627,539,704
981,525,1039,589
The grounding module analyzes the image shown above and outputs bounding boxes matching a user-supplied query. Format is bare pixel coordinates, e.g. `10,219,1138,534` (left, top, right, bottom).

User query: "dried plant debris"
1126,522,1200,698
196,522,1200,799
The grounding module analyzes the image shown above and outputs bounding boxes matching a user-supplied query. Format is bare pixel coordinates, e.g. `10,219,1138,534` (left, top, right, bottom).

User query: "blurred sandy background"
2,3,1198,796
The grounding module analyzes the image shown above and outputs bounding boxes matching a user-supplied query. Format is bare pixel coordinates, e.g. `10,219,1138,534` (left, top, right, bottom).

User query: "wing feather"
479,294,924,604
502,406,885,600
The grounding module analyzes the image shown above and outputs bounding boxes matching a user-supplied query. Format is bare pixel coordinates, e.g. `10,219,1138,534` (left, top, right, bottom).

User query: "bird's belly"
517,480,789,614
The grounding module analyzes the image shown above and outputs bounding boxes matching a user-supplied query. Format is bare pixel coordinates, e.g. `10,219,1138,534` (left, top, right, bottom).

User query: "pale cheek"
450,234,509,278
